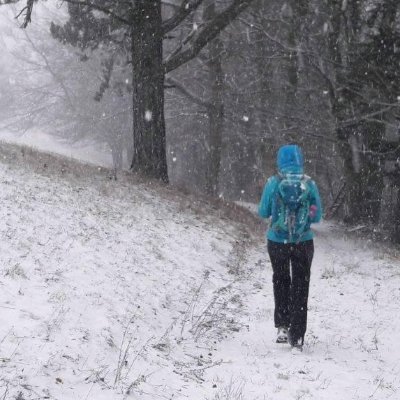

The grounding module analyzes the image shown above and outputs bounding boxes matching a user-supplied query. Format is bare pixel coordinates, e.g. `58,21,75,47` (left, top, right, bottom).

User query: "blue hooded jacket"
258,145,322,243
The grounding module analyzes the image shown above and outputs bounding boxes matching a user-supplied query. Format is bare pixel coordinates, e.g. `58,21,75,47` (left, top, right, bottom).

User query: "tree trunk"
131,1,168,182
392,188,400,243
336,130,364,222
325,1,366,222
204,0,224,196
283,0,308,128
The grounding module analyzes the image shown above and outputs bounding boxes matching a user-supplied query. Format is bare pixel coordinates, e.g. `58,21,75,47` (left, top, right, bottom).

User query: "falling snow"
0,145,398,400
0,1,399,398
145,110,153,121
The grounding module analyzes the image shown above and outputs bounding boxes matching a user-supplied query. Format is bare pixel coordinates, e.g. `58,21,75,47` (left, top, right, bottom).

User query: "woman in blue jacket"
258,144,322,351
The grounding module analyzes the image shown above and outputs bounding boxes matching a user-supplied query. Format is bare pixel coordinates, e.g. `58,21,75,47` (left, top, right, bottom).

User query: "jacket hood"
277,144,304,174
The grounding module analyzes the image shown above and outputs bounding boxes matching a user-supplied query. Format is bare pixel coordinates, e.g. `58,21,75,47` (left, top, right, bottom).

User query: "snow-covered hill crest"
0,142,259,399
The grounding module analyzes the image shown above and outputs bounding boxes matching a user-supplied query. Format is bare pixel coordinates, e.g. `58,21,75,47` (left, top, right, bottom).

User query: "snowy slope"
0,130,114,169
0,145,399,400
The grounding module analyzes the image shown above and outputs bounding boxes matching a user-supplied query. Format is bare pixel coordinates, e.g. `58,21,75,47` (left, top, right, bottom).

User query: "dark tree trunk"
392,189,400,243
251,2,275,179
283,0,308,123
131,0,168,182
336,130,365,222
325,1,367,222
325,0,389,224
204,1,224,196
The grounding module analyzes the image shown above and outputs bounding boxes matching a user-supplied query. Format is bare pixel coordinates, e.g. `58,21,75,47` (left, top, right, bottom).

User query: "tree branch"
164,22,204,64
1,0,131,26
165,76,212,109
162,0,180,10
162,0,204,35
338,105,396,129
0,0,22,6
6,0,35,28
163,0,254,73
20,27,76,110
63,0,130,25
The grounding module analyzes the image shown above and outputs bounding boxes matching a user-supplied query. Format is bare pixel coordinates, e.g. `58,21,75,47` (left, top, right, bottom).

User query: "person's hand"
309,205,318,218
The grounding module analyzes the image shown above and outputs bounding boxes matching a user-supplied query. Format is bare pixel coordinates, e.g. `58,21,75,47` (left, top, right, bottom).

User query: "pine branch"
63,0,130,25
1,0,131,26
9,0,35,28
0,0,21,5
94,55,115,101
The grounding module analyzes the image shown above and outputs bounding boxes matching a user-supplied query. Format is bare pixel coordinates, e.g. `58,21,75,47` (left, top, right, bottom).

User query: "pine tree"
19,0,254,182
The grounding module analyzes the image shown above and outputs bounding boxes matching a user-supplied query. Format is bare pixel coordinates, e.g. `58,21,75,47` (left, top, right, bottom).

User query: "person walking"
258,144,322,351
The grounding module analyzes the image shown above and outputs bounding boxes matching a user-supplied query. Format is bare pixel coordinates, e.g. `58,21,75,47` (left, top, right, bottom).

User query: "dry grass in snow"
0,142,399,400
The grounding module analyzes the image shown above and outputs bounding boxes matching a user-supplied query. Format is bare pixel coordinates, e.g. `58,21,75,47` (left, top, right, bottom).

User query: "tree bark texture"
325,1,379,223
131,0,168,182
204,0,224,196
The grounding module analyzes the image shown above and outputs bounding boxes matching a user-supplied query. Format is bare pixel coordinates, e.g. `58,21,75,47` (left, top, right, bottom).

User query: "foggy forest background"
0,0,399,242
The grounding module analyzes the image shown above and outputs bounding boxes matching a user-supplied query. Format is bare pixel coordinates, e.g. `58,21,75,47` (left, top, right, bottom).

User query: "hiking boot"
291,344,303,354
289,335,304,353
276,327,288,343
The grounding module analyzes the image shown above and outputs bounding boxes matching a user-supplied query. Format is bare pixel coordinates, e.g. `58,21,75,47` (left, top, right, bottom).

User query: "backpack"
272,174,311,242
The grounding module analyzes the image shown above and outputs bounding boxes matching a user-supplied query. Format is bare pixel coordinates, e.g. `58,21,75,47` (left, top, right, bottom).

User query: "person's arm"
308,180,323,223
258,176,278,219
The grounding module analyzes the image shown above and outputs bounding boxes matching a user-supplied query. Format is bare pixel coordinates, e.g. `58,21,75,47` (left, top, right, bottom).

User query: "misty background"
0,0,399,241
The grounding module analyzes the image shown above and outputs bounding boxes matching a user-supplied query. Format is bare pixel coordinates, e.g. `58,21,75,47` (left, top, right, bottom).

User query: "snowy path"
206,224,400,400
0,151,399,400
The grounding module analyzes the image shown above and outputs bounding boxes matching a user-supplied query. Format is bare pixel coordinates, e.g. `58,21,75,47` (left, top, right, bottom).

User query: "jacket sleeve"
258,177,277,219
309,180,323,223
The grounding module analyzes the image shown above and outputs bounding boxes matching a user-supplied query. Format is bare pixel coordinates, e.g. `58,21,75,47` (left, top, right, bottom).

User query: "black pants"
267,239,314,343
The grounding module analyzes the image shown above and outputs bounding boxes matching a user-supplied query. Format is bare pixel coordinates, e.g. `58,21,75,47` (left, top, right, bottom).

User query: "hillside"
0,142,399,400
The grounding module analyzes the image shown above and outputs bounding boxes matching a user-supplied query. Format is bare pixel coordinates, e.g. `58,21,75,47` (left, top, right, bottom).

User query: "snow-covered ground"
0,130,114,169
0,144,399,400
